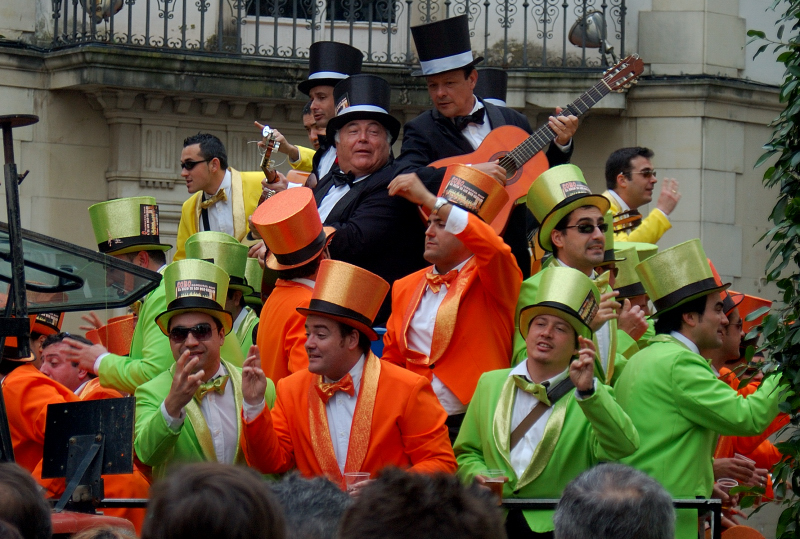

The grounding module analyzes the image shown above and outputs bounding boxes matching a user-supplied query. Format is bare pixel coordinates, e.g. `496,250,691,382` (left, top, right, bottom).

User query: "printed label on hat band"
176,279,217,301
140,204,160,236
560,181,591,199
578,291,599,325
443,176,487,214
36,312,61,328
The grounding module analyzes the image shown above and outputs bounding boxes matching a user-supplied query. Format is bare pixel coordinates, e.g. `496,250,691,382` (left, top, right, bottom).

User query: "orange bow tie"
425,269,458,293
200,188,227,209
315,374,355,404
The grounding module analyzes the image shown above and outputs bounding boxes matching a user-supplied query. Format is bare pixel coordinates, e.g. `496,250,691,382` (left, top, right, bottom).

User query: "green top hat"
613,246,646,299
244,257,267,307
185,231,253,295
155,259,233,335
635,239,729,318
617,241,658,262
88,196,172,255
526,165,610,252
519,266,600,341
598,210,625,266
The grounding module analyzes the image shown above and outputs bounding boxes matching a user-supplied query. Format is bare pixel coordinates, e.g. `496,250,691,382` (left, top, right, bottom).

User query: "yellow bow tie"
513,376,551,406
425,269,459,294
593,270,611,291
200,189,227,209
194,375,229,401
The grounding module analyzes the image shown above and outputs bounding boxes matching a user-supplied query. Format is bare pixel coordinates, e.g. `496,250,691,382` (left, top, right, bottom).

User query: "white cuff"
160,400,185,431
243,398,266,422
654,207,671,222
574,378,597,401
444,205,469,235
93,352,110,375
553,139,572,152
286,182,302,189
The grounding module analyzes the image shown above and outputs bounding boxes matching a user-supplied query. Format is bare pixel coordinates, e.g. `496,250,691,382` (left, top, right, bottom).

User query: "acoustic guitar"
431,54,645,234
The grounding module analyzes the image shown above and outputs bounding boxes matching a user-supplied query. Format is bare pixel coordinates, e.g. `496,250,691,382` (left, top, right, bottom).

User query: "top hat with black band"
475,68,508,107
185,231,254,295
155,259,233,335
635,239,730,318
296,259,389,341
519,266,600,340
251,187,336,272
89,196,172,256
597,211,626,266
411,15,483,76
297,41,363,96
30,312,64,336
325,74,401,144
613,246,646,299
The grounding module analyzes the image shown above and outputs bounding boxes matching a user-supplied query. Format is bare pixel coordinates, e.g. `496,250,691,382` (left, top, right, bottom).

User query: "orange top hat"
735,293,772,334
296,259,389,340
30,312,64,336
97,314,136,356
251,187,336,271
708,259,744,316
439,164,509,226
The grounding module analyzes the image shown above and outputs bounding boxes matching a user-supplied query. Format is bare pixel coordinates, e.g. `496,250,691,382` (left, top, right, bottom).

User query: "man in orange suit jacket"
382,166,522,442
251,187,335,383
240,259,456,487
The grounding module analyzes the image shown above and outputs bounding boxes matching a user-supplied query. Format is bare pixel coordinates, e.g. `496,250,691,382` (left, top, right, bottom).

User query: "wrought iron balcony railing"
46,0,626,70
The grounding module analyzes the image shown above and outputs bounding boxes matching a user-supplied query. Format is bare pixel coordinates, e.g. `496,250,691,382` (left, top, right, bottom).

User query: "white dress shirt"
317,174,370,223
74,380,90,396
232,307,248,334
161,363,239,464
317,146,337,181
460,98,491,150
324,355,365,473
201,170,234,237
406,207,470,415
670,331,700,355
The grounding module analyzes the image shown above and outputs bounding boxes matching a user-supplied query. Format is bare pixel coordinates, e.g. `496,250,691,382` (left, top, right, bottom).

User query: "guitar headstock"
603,54,644,93
260,124,281,178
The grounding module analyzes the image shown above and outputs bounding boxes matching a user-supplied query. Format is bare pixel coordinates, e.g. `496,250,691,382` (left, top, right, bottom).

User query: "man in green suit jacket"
455,267,638,538
614,239,787,539
134,259,275,479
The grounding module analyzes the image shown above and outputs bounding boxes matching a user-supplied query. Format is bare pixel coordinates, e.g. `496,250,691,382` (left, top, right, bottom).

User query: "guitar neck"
504,80,612,167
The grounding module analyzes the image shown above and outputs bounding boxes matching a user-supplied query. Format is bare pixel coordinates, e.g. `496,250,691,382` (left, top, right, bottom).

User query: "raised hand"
164,350,204,418
242,345,267,406
617,298,648,341
656,178,681,216
570,336,596,392
590,290,621,332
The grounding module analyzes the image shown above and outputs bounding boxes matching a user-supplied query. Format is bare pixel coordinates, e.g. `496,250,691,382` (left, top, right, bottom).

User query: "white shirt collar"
324,354,365,389
509,360,570,387
670,331,700,355
469,96,484,114
74,380,90,396
608,189,630,212
232,307,248,333
291,277,315,288
205,169,231,198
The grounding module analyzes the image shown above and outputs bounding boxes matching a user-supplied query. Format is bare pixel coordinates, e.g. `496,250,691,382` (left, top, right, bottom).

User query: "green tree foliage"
749,2,800,536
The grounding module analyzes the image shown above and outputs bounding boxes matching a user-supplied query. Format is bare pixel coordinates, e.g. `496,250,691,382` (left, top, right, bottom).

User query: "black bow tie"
452,107,486,131
331,168,355,188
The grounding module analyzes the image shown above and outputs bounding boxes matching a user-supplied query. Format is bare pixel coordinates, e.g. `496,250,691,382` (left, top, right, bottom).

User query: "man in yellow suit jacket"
174,133,264,261
602,147,681,244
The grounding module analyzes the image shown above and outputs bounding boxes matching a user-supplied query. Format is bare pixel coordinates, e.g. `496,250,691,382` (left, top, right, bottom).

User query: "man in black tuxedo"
314,74,427,324
395,15,579,278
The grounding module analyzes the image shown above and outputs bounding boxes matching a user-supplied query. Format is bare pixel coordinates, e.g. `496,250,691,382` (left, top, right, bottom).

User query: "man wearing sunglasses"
512,165,647,386
133,259,276,479
173,133,265,261
602,147,681,244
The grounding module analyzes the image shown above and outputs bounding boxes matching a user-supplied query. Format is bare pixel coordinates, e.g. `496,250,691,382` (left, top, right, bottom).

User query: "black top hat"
325,74,401,144
475,68,508,107
411,15,483,76
298,41,363,95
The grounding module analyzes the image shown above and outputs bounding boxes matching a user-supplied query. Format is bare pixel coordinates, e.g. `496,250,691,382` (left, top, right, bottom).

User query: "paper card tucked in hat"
326,74,401,144
88,196,172,255
526,164,610,252
155,259,233,335
438,164,509,226
298,41,363,95
185,231,253,295
475,68,508,107
30,312,64,336
252,187,336,271
635,239,729,318
519,266,599,340
296,259,389,341
410,15,483,76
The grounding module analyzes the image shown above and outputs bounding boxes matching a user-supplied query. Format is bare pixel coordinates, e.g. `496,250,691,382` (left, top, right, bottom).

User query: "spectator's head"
71,526,136,539
40,332,95,391
141,462,285,539
604,147,656,209
0,463,52,539
0,521,23,539
181,133,228,195
338,468,506,539
554,463,675,539
270,473,351,539
302,100,325,151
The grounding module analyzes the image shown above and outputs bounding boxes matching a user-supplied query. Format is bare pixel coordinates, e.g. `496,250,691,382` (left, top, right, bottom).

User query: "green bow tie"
593,270,611,291
194,375,229,402
513,376,551,406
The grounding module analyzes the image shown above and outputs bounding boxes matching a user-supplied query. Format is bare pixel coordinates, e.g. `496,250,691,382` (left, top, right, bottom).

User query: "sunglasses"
169,323,214,343
180,158,211,171
564,223,609,234
627,169,657,179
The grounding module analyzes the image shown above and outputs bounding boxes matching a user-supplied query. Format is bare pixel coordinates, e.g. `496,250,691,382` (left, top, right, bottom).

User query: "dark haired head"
653,294,708,335
43,332,93,350
302,100,313,116
334,321,371,355
276,256,322,282
183,133,228,170
142,462,285,539
605,147,654,190
0,463,52,539
270,473,351,539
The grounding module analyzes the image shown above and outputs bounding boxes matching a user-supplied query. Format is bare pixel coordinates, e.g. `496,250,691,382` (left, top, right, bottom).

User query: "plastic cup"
344,472,370,493
717,478,738,511
482,470,507,501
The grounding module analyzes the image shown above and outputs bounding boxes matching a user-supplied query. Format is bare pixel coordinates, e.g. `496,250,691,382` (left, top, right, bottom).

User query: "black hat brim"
298,77,348,96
